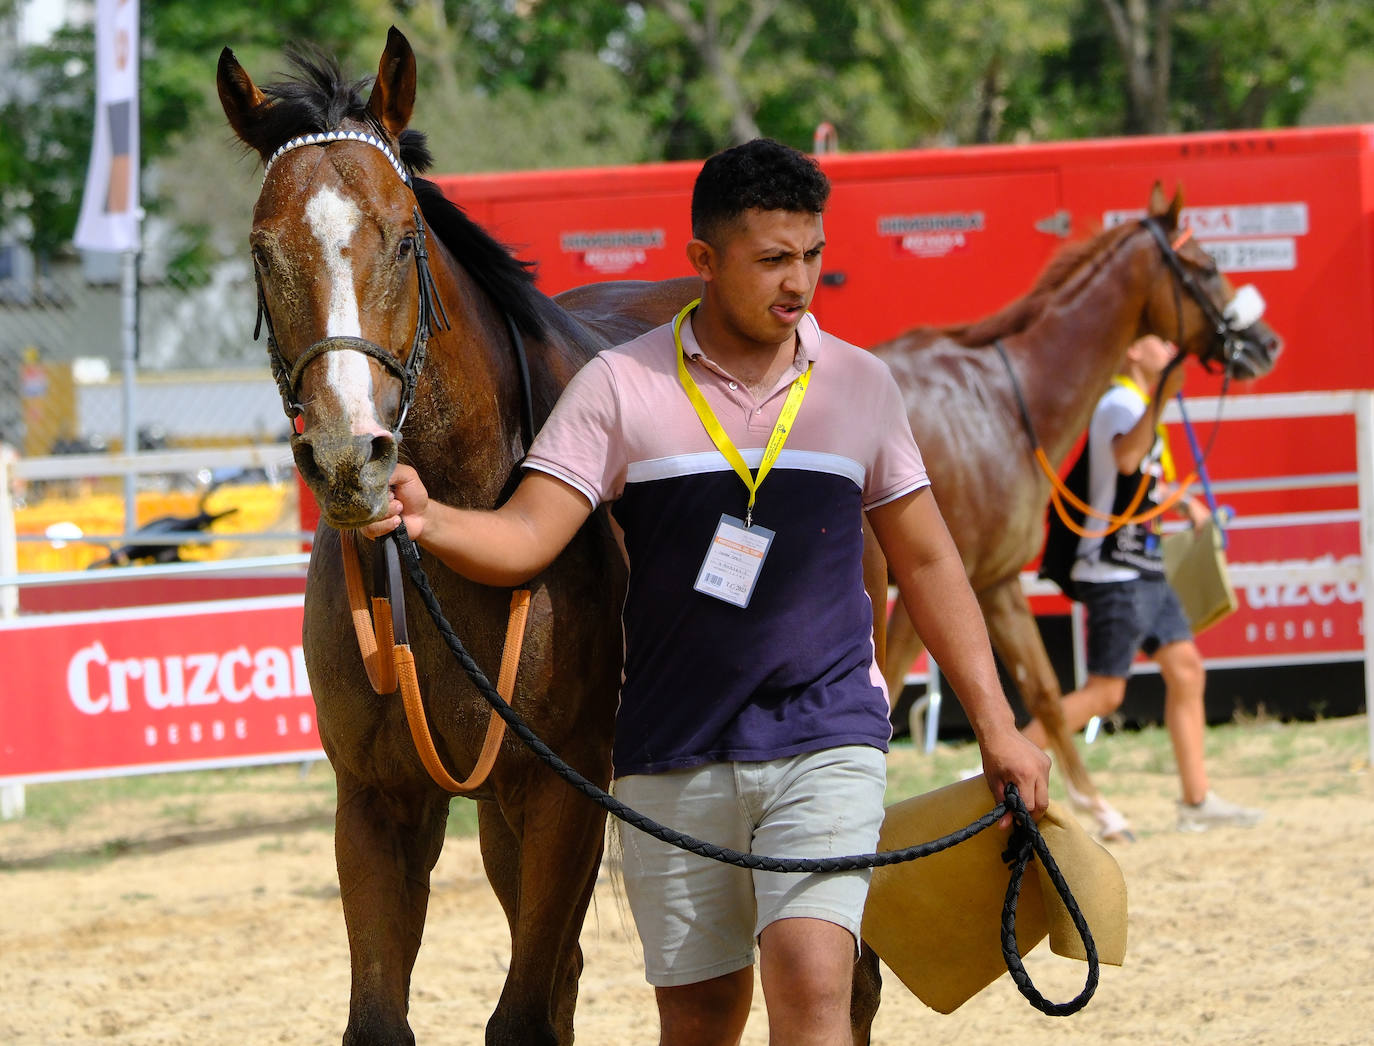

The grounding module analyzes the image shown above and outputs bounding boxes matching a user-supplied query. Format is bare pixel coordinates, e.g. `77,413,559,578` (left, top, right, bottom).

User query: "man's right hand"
360,463,430,542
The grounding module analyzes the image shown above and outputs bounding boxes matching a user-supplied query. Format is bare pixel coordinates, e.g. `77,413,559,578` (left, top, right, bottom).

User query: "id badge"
694,514,774,608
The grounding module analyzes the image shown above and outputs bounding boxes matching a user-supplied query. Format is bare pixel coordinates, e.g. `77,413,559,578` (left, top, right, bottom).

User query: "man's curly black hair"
691,138,831,243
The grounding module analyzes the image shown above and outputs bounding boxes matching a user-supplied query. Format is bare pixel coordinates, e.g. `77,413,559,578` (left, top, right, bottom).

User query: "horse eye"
397,235,415,260
251,245,271,273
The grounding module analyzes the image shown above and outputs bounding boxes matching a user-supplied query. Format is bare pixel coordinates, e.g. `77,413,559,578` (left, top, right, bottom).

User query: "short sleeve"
1091,388,1143,444
523,355,628,508
863,366,929,509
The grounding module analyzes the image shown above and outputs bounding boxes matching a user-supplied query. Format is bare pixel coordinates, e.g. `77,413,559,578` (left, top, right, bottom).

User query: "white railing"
0,444,307,617
904,391,1374,764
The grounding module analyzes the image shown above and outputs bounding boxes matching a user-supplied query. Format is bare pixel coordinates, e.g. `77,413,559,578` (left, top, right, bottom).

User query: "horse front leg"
480,770,608,1046
333,767,451,1046
976,578,1133,841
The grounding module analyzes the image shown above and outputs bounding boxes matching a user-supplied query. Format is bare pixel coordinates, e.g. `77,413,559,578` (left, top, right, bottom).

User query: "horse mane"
942,222,1137,347
254,46,549,339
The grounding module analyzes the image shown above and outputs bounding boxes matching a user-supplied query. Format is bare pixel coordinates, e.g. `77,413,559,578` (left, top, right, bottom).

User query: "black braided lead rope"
1000,822,1100,1015
381,527,1099,1013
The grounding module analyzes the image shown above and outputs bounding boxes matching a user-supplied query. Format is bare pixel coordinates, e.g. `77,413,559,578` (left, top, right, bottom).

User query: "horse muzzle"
1224,320,1282,380
291,425,399,528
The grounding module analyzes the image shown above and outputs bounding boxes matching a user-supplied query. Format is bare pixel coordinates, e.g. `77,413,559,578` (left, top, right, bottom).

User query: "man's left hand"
978,727,1052,829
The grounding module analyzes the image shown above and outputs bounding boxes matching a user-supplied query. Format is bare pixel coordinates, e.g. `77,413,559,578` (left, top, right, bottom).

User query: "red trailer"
433,125,1374,681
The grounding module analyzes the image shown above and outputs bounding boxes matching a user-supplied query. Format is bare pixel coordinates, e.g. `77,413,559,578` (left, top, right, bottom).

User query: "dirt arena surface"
3,715,1370,1045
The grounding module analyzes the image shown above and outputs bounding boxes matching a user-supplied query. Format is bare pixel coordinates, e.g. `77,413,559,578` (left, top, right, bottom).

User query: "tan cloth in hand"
861,775,1128,1014
1163,515,1238,634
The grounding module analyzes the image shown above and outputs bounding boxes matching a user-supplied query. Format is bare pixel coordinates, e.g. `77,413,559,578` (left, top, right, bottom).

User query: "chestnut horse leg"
975,578,1133,840
479,774,608,1045
333,769,450,1046
850,947,883,1045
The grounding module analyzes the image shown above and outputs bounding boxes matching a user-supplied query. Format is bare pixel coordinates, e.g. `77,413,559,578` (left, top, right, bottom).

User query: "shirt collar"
679,307,823,372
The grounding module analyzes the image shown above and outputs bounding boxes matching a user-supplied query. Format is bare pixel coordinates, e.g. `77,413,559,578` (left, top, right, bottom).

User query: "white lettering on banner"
1103,203,1309,238
69,641,112,715
1241,554,1362,610
67,641,310,715
1202,239,1296,273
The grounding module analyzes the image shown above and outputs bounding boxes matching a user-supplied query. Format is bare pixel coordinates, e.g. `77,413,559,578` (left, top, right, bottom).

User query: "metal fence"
0,246,283,460
1,245,302,568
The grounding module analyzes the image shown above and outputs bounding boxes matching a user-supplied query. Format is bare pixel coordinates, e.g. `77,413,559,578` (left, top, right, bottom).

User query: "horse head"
217,29,439,528
1139,183,1282,381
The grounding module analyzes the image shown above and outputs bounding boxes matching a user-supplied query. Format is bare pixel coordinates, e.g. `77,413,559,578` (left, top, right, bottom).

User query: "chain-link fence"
0,246,306,574
0,246,285,456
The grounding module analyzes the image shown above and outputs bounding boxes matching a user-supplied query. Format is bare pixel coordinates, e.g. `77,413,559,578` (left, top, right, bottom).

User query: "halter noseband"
1141,217,1266,375
252,129,450,433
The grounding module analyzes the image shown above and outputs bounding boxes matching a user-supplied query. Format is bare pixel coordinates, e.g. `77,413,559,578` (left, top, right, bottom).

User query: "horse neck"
1005,233,1157,465
405,249,529,507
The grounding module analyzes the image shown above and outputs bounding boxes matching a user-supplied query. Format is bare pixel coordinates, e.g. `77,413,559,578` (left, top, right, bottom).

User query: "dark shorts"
1079,576,1193,679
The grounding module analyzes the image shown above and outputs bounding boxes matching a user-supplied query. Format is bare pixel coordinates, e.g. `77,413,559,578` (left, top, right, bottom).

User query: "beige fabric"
860,776,1127,1014
1163,516,1238,634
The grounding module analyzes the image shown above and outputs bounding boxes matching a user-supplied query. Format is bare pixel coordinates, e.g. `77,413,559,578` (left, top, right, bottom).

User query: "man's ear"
685,238,716,282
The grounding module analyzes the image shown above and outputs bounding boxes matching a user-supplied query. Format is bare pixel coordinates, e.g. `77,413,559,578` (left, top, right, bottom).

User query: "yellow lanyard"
1112,375,1176,483
673,299,812,528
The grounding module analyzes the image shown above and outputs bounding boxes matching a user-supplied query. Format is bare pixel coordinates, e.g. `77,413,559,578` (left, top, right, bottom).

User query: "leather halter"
251,129,450,432
1140,217,1264,376
342,527,531,794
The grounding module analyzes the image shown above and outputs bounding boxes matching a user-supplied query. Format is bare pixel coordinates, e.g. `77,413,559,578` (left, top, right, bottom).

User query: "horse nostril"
368,433,396,466
292,438,319,481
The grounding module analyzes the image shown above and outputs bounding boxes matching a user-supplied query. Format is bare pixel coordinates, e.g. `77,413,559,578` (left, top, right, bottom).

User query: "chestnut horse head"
1134,182,1281,380
217,28,552,527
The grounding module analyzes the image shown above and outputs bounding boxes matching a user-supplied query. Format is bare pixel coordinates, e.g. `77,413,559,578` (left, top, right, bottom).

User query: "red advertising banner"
1195,515,1363,666
0,596,323,784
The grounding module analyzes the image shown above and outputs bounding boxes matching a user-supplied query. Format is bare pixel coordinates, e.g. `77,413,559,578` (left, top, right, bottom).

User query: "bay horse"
871,185,1281,839
217,30,701,1045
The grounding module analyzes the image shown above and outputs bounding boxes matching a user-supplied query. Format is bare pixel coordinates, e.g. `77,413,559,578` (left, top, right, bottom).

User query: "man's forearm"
414,500,552,587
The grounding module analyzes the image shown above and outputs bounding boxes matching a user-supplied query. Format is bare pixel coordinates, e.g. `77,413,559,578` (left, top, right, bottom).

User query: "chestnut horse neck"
992,223,1164,462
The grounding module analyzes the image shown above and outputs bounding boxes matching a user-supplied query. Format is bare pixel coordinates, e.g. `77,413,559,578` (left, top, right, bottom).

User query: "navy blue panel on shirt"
610,463,891,775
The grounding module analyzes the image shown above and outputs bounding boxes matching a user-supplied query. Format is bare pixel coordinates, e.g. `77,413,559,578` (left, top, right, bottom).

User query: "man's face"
699,208,825,349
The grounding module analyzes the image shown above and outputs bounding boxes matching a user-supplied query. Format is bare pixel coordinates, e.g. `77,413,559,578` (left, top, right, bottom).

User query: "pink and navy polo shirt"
524,310,929,776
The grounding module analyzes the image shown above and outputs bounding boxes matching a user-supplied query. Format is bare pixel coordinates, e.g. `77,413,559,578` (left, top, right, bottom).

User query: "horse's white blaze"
305,186,387,434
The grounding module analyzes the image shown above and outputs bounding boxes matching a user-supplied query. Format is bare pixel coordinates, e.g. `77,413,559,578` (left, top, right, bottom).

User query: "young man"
1028,333,1262,832
364,138,1049,1045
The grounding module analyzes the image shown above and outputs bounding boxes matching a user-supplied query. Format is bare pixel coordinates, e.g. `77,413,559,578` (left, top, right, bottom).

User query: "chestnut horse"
217,30,702,1045
871,186,1281,839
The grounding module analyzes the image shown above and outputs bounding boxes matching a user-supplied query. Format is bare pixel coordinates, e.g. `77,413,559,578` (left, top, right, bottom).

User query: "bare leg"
1155,640,1209,804
1022,675,1127,748
758,917,857,1046
655,968,753,1046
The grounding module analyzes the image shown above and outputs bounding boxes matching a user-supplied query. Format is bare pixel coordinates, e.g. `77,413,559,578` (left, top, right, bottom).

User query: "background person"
1028,334,1262,833
364,138,1049,1045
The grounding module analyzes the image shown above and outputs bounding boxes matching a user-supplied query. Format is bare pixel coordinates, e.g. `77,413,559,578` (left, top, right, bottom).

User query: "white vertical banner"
73,0,140,252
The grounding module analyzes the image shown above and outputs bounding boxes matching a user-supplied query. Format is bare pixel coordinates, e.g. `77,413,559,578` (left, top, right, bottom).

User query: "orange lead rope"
342,529,530,793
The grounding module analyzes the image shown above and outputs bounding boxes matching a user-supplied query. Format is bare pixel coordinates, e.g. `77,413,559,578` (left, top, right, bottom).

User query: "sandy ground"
2,717,1372,1045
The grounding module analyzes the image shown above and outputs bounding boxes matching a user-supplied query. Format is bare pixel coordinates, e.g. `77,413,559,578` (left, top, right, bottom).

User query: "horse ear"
367,27,417,140
1147,181,1185,229
217,48,273,159
1147,180,1169,219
